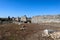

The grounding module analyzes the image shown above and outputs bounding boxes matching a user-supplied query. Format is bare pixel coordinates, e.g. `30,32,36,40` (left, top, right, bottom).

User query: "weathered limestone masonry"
31,15,60,23
20,16,27,23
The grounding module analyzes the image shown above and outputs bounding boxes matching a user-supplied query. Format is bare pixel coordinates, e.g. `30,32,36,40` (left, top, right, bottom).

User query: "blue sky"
0,0,60,17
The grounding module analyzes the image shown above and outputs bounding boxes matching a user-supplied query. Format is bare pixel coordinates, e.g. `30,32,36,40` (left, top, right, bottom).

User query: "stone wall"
31,15,60,23
20,16,27,22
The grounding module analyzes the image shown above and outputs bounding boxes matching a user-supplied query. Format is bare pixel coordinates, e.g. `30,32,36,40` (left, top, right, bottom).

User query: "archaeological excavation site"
0,15,60,40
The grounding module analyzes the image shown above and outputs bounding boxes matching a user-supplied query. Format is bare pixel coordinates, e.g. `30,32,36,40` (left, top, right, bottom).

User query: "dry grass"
0,23,60,40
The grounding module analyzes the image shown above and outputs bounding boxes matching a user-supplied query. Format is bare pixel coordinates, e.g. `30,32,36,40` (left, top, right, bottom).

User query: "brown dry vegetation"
0,23,60,40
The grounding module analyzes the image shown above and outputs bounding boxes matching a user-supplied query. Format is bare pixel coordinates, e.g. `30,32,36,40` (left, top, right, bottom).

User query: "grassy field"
0,23,60,40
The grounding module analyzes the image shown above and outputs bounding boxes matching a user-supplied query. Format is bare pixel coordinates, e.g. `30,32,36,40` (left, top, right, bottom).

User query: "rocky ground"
0,23,60,40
